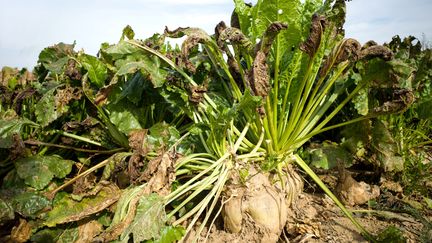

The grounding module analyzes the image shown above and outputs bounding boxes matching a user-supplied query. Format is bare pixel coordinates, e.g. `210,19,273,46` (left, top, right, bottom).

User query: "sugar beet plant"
0,0,401,242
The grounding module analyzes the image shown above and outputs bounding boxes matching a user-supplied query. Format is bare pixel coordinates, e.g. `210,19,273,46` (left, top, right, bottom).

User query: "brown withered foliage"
360,45,393,61
164,26,212,73
127,129,149,183
218,27,254,53
300,14,327,58
372,89,415,115
10,134,26,160
215,21,245,89
215,21,228,49
248,51,270,98
98,152,177,242
65,59,83,80
63,117,96,132
10,218,32,243
72,172,97,195
319,38,361,77
181,35,201,73
12,88,37,115
189,84,208,104
255,22,288,55
95,85,115,106
362,40,378,49
55,85,82,108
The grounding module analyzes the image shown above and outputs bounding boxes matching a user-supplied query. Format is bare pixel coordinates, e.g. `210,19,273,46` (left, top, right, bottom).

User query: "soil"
186,192,430,243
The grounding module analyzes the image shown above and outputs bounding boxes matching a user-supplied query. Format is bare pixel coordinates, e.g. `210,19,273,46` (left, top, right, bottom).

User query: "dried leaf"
189,85,207,104
76,220,103,243
319,38,361,77
300,14,327,57
11,218,32,243
248,51,270,98
360,45,394,61
128,129,148,156
218,27,253,53
256,22,288,56
164,27,212,73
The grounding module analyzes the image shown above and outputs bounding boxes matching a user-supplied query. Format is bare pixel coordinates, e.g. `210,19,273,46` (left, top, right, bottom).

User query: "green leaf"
0,198,14,222
44,184,120,227
116,55,167,88
252,0,304,50
145,226,185,243
0,118,35,148
105,41,141,60
371,120,404,172
148,123,180,150
35,87,68,127
121,193,166,243
107,100,143,135
11,191,51,218
376,225,405,243
233,0,252,32
305,142,353,169
38,42,75,74
417,98,432,119
121,25,135,40
118,72,147,105
31,227,79,243
80,54,108,88
15,155,73,190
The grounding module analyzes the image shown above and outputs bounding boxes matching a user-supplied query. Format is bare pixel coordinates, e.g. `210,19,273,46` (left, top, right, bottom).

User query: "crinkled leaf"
35,87,68,127
121,193,165,243
45,56,69,75
121,25,135,41
38,42,75,74
44,184,121,227
80,54,108,88
11,192,50,218
371,120,404,172
15,155,73,190
116,56,167,88
352,86,369,115
0,198,15,222
148,122,180,150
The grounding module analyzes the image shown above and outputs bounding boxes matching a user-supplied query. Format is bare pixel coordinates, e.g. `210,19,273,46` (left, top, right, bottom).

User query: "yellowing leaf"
44,184,121,227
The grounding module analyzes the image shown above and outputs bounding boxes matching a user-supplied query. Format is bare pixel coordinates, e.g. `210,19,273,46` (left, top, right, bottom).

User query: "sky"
1,0,431,68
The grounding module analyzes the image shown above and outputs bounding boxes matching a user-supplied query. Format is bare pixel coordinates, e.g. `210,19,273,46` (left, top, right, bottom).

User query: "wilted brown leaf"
11,218,32,243
189,85,207,104
76,219,103,243
360,45,393,61
248,51,270,98
300,14,327,58
255,22,288,56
